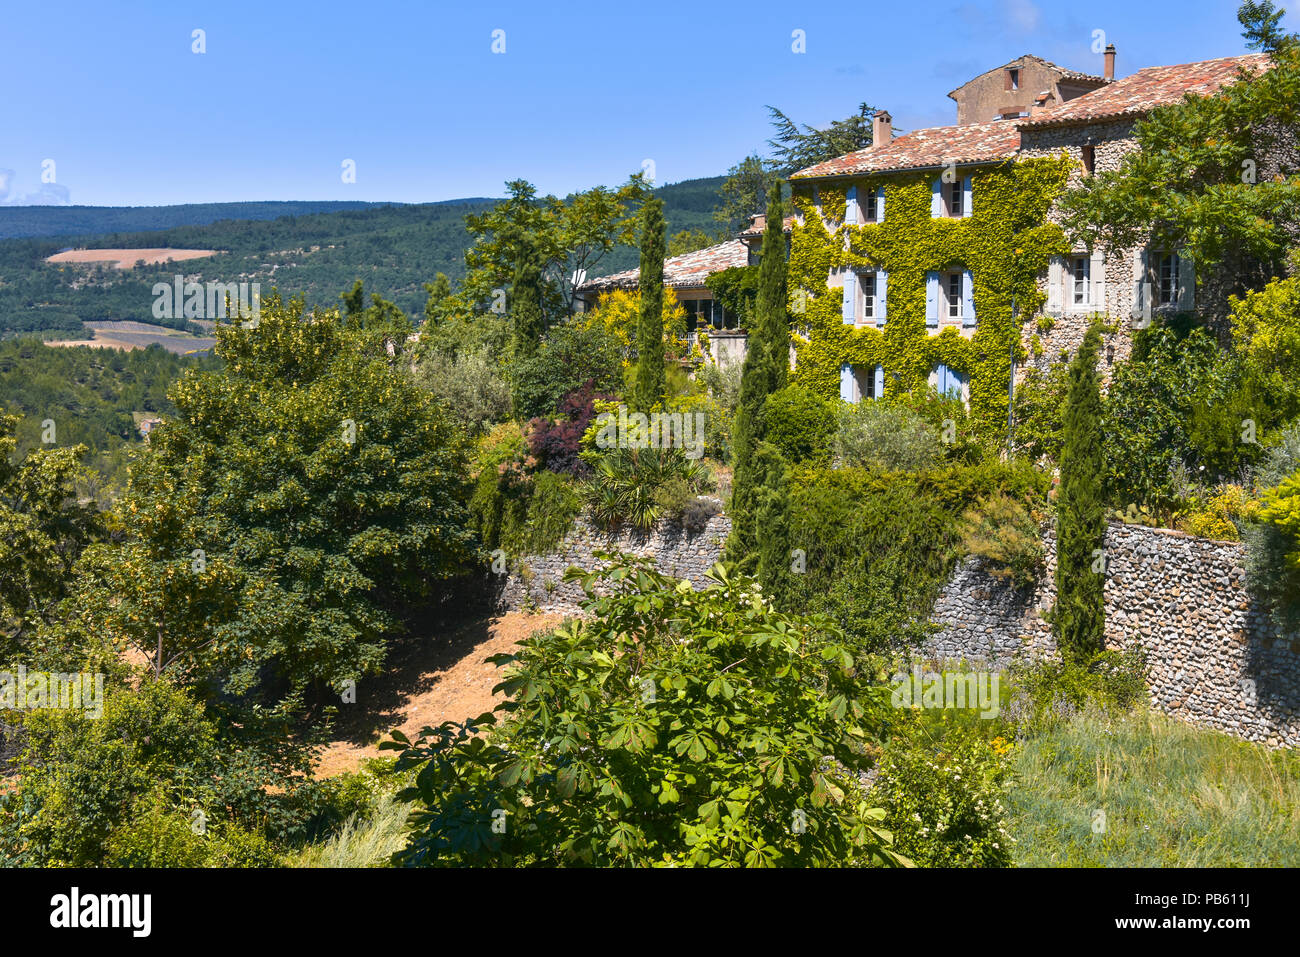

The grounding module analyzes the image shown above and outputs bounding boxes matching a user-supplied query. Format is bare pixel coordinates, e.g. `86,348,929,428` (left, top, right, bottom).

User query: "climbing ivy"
788,156,1073,435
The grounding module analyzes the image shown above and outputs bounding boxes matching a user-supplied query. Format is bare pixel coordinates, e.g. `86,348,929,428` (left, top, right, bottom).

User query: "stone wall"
926,521,1300,748
497,510,731,614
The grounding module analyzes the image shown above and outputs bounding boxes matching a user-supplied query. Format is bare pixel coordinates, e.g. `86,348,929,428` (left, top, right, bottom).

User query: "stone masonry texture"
927,521,1299,748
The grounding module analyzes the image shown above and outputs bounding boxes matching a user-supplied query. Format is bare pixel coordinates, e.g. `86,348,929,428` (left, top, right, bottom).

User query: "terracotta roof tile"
738,213,798,238
790,121,1022,180
578,239,749,292
792,54,1272,182
1018,53,1270,129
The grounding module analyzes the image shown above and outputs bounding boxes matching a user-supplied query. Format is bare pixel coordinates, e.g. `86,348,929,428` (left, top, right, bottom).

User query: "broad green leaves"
387,554,909,868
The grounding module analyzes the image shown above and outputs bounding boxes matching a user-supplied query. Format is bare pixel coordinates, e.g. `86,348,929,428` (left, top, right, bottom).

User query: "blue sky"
0,0,1290,206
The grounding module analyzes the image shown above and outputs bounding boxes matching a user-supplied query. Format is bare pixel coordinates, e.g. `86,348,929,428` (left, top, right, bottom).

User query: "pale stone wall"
927,521,1300,748
1016,119,1143,382
497,510,731,614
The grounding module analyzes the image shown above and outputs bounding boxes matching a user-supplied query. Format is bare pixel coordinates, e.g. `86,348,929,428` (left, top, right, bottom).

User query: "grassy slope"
1008,709,1300,866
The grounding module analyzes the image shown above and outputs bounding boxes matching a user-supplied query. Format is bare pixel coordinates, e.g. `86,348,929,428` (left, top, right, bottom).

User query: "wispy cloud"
0,169,71,206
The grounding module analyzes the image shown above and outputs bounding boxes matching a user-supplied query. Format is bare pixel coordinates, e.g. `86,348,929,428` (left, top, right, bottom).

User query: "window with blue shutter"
873,364,885,400
845,185,858,225
961,269,976,326
925,271,939,326
839,363,854,402
962,176,973,218
875,186,886,223
930,179,943,218
877,270,888,324
842,271,856,324
934,364,967,400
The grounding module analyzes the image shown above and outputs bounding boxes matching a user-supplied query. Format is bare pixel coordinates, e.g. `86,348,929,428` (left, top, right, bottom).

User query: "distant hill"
0,201,396,240
0,177,726,337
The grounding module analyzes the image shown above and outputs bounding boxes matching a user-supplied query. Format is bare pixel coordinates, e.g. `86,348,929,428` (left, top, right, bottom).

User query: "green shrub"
104,794,209,868
783,466,957,653
1011,360,1068,463
957,493,1045,588
832,401,944,472
385,556,908,868
469,466,581,556
508,322,624,419
205,823,282,868
1003,650,1147,735
414,347,512,436
4,681,322,866
583,447,712,533
874,716,1014,867
763,385,834,464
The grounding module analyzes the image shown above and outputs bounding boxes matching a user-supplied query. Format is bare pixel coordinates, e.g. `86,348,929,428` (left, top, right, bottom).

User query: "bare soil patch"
314,611,563,778
46,247,219,269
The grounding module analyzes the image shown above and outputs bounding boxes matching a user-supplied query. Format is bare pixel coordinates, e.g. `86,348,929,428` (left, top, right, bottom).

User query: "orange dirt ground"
45,247,218,269
314,611,563,778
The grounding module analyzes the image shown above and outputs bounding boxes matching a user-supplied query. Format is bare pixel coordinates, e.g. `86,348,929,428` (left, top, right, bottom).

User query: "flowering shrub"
1179,484,1258,541
873,716,1013,867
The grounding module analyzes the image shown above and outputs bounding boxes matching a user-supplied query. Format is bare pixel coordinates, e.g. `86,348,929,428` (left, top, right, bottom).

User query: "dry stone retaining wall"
927,521,1300,748
497,512,731,615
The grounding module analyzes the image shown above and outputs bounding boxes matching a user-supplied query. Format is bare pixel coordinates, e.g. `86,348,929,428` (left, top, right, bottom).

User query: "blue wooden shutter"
839,363,855,402
925,271,939,326
930,179,943,218
845,185,858,225
877,270,888,324
842,271,856,323
962,176,973,218
936,364,962,399
961,269,976,326
873,364,885,400
875,186,885,223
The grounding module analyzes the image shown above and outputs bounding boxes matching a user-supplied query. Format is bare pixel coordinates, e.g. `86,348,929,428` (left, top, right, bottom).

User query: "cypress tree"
507,225,547,359
729,182,789,559
1054,321,1106,661
753,441,792,602
634,198,667,411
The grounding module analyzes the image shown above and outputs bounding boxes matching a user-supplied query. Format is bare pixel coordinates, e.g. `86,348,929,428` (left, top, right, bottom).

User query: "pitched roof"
791,53,1272,182
947,53,1108,100
738,213,798,239
577,239,750,293
790,121,1022,180
1018,53,1270,129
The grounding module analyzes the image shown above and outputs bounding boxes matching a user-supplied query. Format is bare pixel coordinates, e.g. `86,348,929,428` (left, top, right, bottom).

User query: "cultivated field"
47,320,215,354
45,247,218,269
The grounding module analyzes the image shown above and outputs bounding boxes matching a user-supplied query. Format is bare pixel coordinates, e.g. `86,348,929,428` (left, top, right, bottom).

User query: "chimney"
1104,43,1116,80
872,110,892,147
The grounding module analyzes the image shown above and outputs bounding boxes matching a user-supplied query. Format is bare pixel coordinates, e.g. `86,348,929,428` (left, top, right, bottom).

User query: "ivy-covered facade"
788,153,1073,434
786,51,1263,436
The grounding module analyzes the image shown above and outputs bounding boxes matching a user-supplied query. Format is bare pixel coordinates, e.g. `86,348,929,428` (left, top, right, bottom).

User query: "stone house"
789,48,1270,404
574,214,795,367
948,52,1110,125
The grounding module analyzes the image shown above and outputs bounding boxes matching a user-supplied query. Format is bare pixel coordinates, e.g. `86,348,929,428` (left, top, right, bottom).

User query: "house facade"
574,214,794,367
787,48,1269,428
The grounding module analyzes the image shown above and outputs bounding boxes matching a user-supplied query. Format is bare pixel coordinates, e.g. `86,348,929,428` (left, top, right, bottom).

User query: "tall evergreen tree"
508,226,547,359
753,441,792,603
1054,322,1106,661
634,198,667,411
729,182,790,559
